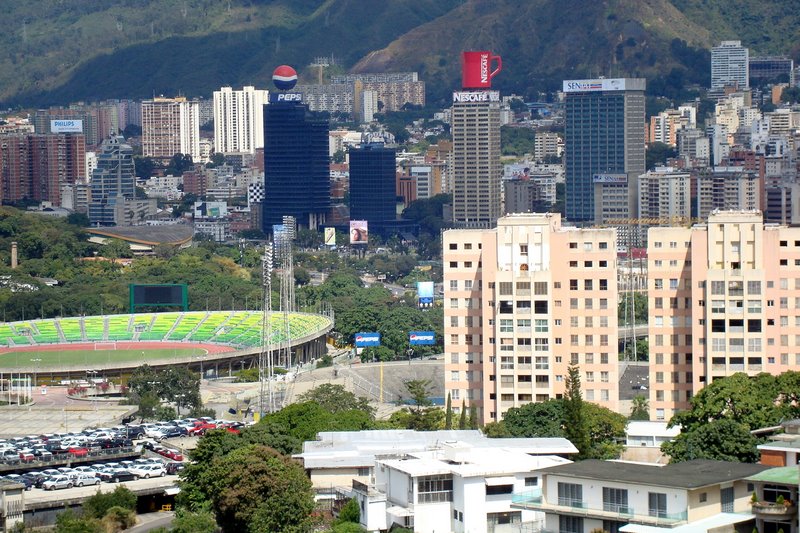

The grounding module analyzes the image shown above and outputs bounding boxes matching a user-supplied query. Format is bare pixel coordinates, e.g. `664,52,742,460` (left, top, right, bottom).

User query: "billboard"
324,227,336,246
562,78,645,93
349,220,368,244
461,51,502,89
452,91,500,103
592,173,628,184
193,201,228,218
129,284,188,312
50,120,83,133
269,92,303,104
417,281,434,308
354,332,381,347
409,331,436,345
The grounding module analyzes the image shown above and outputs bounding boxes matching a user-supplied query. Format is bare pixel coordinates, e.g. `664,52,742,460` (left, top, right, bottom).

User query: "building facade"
141,97,200,161
444,213,619,425
450,91,502,228
647,211,800,420
213,86,269,154
711,40,749,90
262,97,330,231
348,143,397,231
89,136,136,226
564,78,646,223
637,167,692,221
695,167,760,219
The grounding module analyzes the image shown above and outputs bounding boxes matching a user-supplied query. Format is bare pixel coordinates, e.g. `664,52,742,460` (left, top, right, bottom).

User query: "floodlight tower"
259,244,275,414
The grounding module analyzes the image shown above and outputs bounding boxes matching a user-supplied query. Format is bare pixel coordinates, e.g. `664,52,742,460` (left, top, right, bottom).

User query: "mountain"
2,0,800,107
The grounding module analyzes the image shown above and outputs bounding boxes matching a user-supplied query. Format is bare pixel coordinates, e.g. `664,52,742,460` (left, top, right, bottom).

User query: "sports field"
0,346,209,370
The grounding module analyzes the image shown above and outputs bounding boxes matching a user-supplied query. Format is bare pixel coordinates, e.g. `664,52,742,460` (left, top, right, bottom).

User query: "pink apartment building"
443,213,619,424
647,210,800,420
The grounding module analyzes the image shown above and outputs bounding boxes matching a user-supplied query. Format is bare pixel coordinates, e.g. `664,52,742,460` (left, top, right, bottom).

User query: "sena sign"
452,91,500,103
269,92,303,103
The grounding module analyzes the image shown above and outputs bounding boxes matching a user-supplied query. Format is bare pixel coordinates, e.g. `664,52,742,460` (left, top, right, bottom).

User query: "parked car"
165,462,185,475
161,426,187,439
73,473,101,487
42,475,73,490
0,449,20,465
129,464,166,479
68,446,89,458
105,468,137,483
4,475,34,491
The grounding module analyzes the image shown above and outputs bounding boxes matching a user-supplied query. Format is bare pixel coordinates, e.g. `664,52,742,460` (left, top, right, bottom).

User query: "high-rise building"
444,213,619,424
696,167,760,219
563,78,646,224
711,41,749,90
213,86,269,155
349,143,397,231
262,95,330,232
141,97,200,161
330,72,425,112
0,133,85,206
749,56,795,86
450,91,502,228
89,136,136,225
637,167,692,221
533,132,560,162
647,211,800,420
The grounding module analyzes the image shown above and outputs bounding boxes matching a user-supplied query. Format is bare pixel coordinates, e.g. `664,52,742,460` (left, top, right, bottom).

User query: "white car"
73,473,100,487
129,464,166,479
42,475,73,490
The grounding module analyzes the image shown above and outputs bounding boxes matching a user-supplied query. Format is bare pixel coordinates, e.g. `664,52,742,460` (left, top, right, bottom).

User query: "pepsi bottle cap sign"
273,65,298,91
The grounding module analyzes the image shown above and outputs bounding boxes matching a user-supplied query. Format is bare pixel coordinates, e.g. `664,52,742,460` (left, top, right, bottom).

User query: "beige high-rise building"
647,210,800,421
444,213,619,424
696,167,760,219
141,97,200,161
450,91,502,228
637,167,691,221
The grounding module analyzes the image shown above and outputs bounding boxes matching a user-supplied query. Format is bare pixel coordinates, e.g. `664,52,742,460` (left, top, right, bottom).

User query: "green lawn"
0,348,207,369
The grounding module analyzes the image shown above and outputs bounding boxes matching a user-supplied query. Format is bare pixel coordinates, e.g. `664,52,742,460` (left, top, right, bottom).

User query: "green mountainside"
2,0,799,107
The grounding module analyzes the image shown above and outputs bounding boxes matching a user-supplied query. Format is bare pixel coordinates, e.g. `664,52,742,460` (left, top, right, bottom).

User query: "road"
128,511,175,532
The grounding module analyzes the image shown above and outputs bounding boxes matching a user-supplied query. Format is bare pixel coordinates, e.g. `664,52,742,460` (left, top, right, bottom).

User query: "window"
499,282,513,295
570,279,579,290
534,319,548,332
711,281,725,295
449,243,457,250
524,476,538,487
464,280,473,290
603,487,629,513
534,281,548,295
649,493,667,518
655,279,663,290
600,279,608,291
670,279,679,289
559,516,583,533
486,484,514,496
499,319,513,333
599,241,608,249
584,279,593,291
699,492,707,503
557,482,583,507
417,475,453,503
449,280,458,291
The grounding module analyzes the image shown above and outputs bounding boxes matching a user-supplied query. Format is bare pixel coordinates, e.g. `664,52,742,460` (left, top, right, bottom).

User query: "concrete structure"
141,97,200,161
444,213,619,424
213,86,269,154
504,176,557,215
296,429,577,493
711,41,750,91
637,168,691,221
647,210,800,419
88,136,136,226
746,466,798,533
564,78,646,223
764,179,800,225
349,442,571,533
331,72,425,112
695,167,760,219
513,459,768,533
749,56,795,86
534,132,561,162
450,91,502,228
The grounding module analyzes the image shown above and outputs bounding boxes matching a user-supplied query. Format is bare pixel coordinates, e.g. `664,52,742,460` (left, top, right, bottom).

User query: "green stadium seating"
58,318,84,342
107,315,134,341
31,320,60,344
167,312,205,341
188,312,230,342
138,313,181,341
82,317,105,341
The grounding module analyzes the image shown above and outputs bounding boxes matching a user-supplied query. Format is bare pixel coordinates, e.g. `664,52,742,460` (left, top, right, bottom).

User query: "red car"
163,449,183,461
18,452,34,463
68,446,89,458
188,422,217,436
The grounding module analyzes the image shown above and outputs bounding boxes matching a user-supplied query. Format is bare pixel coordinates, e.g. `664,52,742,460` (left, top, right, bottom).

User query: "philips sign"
50,120,83,133
269,92,303,103
592,173,628,184
354,332,381,347
452,91,500,103
409,331,436,346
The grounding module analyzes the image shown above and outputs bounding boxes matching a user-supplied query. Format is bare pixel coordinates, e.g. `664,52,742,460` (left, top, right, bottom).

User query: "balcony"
511,490,688,527
752,501,797,519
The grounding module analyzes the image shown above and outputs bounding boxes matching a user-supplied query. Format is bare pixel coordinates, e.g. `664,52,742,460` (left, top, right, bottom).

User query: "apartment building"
513,459,768,533
637,168,691,221
648,210,800,420
696,167,760,219
141,97,200,161
212,86,269,154
444,213,619,425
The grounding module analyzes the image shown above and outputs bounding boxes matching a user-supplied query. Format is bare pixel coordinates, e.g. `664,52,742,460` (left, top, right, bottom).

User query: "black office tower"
349,143,397,231
263,99,330,232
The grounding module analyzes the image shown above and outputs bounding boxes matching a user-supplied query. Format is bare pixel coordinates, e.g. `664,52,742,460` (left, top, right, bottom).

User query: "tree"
101,506,136,531
469,404,478,429
503,400,565,438
459,400,467,430
564,365,591,459
207,445,314,533
298,384,375,418
54,510,102,533
663,419,759,463
629,395,649,420
133,156,155,180
397,379,443,431
646,142,677,170
83,486,136,519
171,507,218,533
445,393,453,430
336,498,360,525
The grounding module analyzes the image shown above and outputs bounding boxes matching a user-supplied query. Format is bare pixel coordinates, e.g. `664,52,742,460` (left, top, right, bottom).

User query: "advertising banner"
417,281,434,308
324,227,336,246
269,92,303,103
50,120,83,133
592,173,628,184
349,220,368,244
355,332,381,347
461,51,502,89
409,331,436,345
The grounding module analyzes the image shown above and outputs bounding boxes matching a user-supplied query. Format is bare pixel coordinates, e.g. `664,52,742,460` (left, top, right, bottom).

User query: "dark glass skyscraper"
349,143,397,230
262,99,330,232
564,78,645,223
89,136,135,226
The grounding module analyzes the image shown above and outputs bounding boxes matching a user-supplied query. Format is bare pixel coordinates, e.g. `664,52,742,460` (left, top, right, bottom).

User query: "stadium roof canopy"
87,225,193,247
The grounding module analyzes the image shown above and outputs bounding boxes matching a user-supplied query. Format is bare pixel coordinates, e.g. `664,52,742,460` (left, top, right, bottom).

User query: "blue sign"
417,281,434,308
355,332,381,347
409,331,436,345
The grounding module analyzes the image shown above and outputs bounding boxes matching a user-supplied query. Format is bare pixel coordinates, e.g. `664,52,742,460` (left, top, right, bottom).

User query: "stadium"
0,310,333,383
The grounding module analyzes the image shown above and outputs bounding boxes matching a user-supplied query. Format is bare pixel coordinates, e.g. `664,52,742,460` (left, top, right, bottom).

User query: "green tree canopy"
297,384,375,418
